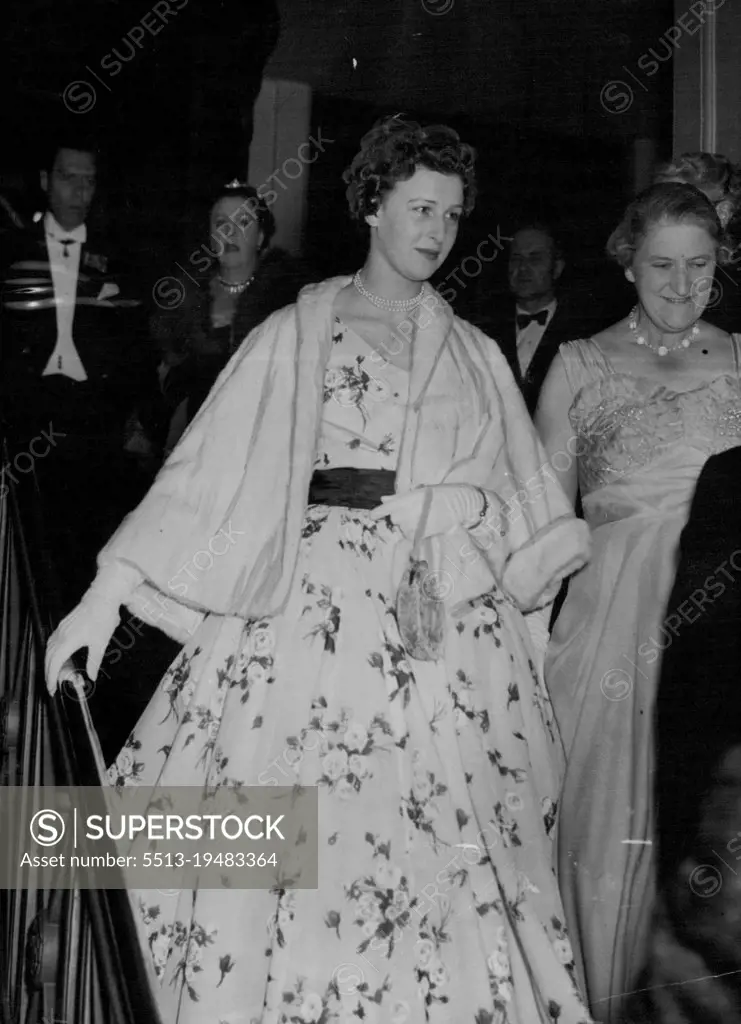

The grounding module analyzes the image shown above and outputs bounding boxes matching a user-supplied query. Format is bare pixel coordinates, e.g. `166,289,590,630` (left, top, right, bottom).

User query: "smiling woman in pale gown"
536,182,741,1023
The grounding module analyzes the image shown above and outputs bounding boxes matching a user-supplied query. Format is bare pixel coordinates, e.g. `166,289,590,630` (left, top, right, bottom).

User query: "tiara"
224,178,250,189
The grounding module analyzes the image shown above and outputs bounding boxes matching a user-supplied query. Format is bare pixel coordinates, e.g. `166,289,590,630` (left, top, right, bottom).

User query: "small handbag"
395,488,446,661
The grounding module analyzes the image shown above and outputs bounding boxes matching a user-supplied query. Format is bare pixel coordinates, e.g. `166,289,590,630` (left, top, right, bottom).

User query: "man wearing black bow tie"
482,223,600,415
1,136,160,606
511,226,563,382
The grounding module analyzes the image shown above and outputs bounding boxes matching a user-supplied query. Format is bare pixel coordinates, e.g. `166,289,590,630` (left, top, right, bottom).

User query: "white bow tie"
45,216,87,252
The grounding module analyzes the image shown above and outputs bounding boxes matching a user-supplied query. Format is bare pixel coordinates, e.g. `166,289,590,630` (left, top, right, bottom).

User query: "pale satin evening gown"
545,336,741,1023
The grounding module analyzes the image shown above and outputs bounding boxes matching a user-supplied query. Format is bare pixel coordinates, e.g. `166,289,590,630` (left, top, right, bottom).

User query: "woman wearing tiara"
152,180,310,452
46,115,592,1023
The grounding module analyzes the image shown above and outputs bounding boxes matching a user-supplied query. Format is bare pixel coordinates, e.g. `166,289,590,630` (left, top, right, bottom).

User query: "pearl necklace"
352,271,424,312
629,306,700,357
218,273,255,295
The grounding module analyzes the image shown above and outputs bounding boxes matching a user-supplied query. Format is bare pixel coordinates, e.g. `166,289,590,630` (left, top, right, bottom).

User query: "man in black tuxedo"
1,136,161,607
482,223,593,415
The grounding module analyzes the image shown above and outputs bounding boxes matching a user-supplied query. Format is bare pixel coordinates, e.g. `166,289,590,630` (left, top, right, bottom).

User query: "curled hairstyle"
343,113,477,222
42,134,99,175
210,183,275,252
607,182,723,268
654,151,741,201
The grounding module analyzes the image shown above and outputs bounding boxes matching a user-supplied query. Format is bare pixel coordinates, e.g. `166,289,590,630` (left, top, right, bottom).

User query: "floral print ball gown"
107,320,591,1023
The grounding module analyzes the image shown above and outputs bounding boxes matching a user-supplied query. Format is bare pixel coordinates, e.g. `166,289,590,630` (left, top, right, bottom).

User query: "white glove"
524,605,551,678
370,485,486,541
45,561,142,695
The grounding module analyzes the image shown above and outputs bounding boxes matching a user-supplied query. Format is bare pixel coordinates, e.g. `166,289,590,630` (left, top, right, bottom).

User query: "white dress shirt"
42,212,88,381
515,298,557,376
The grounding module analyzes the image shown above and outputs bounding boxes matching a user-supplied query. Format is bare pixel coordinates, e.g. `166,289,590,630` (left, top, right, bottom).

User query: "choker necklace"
629,306,700,357
353,270,424,312
218,273,255,295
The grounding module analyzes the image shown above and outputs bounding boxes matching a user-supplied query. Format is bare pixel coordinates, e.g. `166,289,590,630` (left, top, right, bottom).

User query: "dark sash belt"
308,467,396,509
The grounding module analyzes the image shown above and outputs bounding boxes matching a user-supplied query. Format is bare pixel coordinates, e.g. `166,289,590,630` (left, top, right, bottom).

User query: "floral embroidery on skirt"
107,505,590,1022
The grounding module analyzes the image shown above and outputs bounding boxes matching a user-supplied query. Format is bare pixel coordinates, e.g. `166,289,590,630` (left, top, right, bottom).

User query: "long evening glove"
45,561,143,694
370,484,486,540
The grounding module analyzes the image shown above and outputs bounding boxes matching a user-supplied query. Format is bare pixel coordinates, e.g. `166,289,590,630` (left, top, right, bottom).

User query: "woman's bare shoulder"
701,320,733,344
589,318,629,351
331,282,363,322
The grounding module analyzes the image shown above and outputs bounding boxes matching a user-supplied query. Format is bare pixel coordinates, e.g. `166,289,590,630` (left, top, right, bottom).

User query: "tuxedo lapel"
525,311,562,382
494,312,517,363
79,238,109,278
521,302,577,413
539,301,570,349
76,237,111,298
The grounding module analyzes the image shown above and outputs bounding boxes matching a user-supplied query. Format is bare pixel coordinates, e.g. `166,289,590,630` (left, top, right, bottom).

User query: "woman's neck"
633,306,699,350
359,259,423,302
218,255,258,284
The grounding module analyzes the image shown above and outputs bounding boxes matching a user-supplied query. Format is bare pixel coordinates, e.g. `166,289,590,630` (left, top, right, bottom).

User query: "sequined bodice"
563,340,741,497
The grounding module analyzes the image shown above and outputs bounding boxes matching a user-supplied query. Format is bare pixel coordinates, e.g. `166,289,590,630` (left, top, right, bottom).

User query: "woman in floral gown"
536,182,741,1022
46,116,591,1023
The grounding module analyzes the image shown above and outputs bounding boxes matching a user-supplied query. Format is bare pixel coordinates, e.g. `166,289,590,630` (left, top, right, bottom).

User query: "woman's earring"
716,199,733,228
625,268,635,283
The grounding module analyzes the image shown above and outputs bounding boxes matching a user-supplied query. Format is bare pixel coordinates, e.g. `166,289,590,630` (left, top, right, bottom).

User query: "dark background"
0,0,675,321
